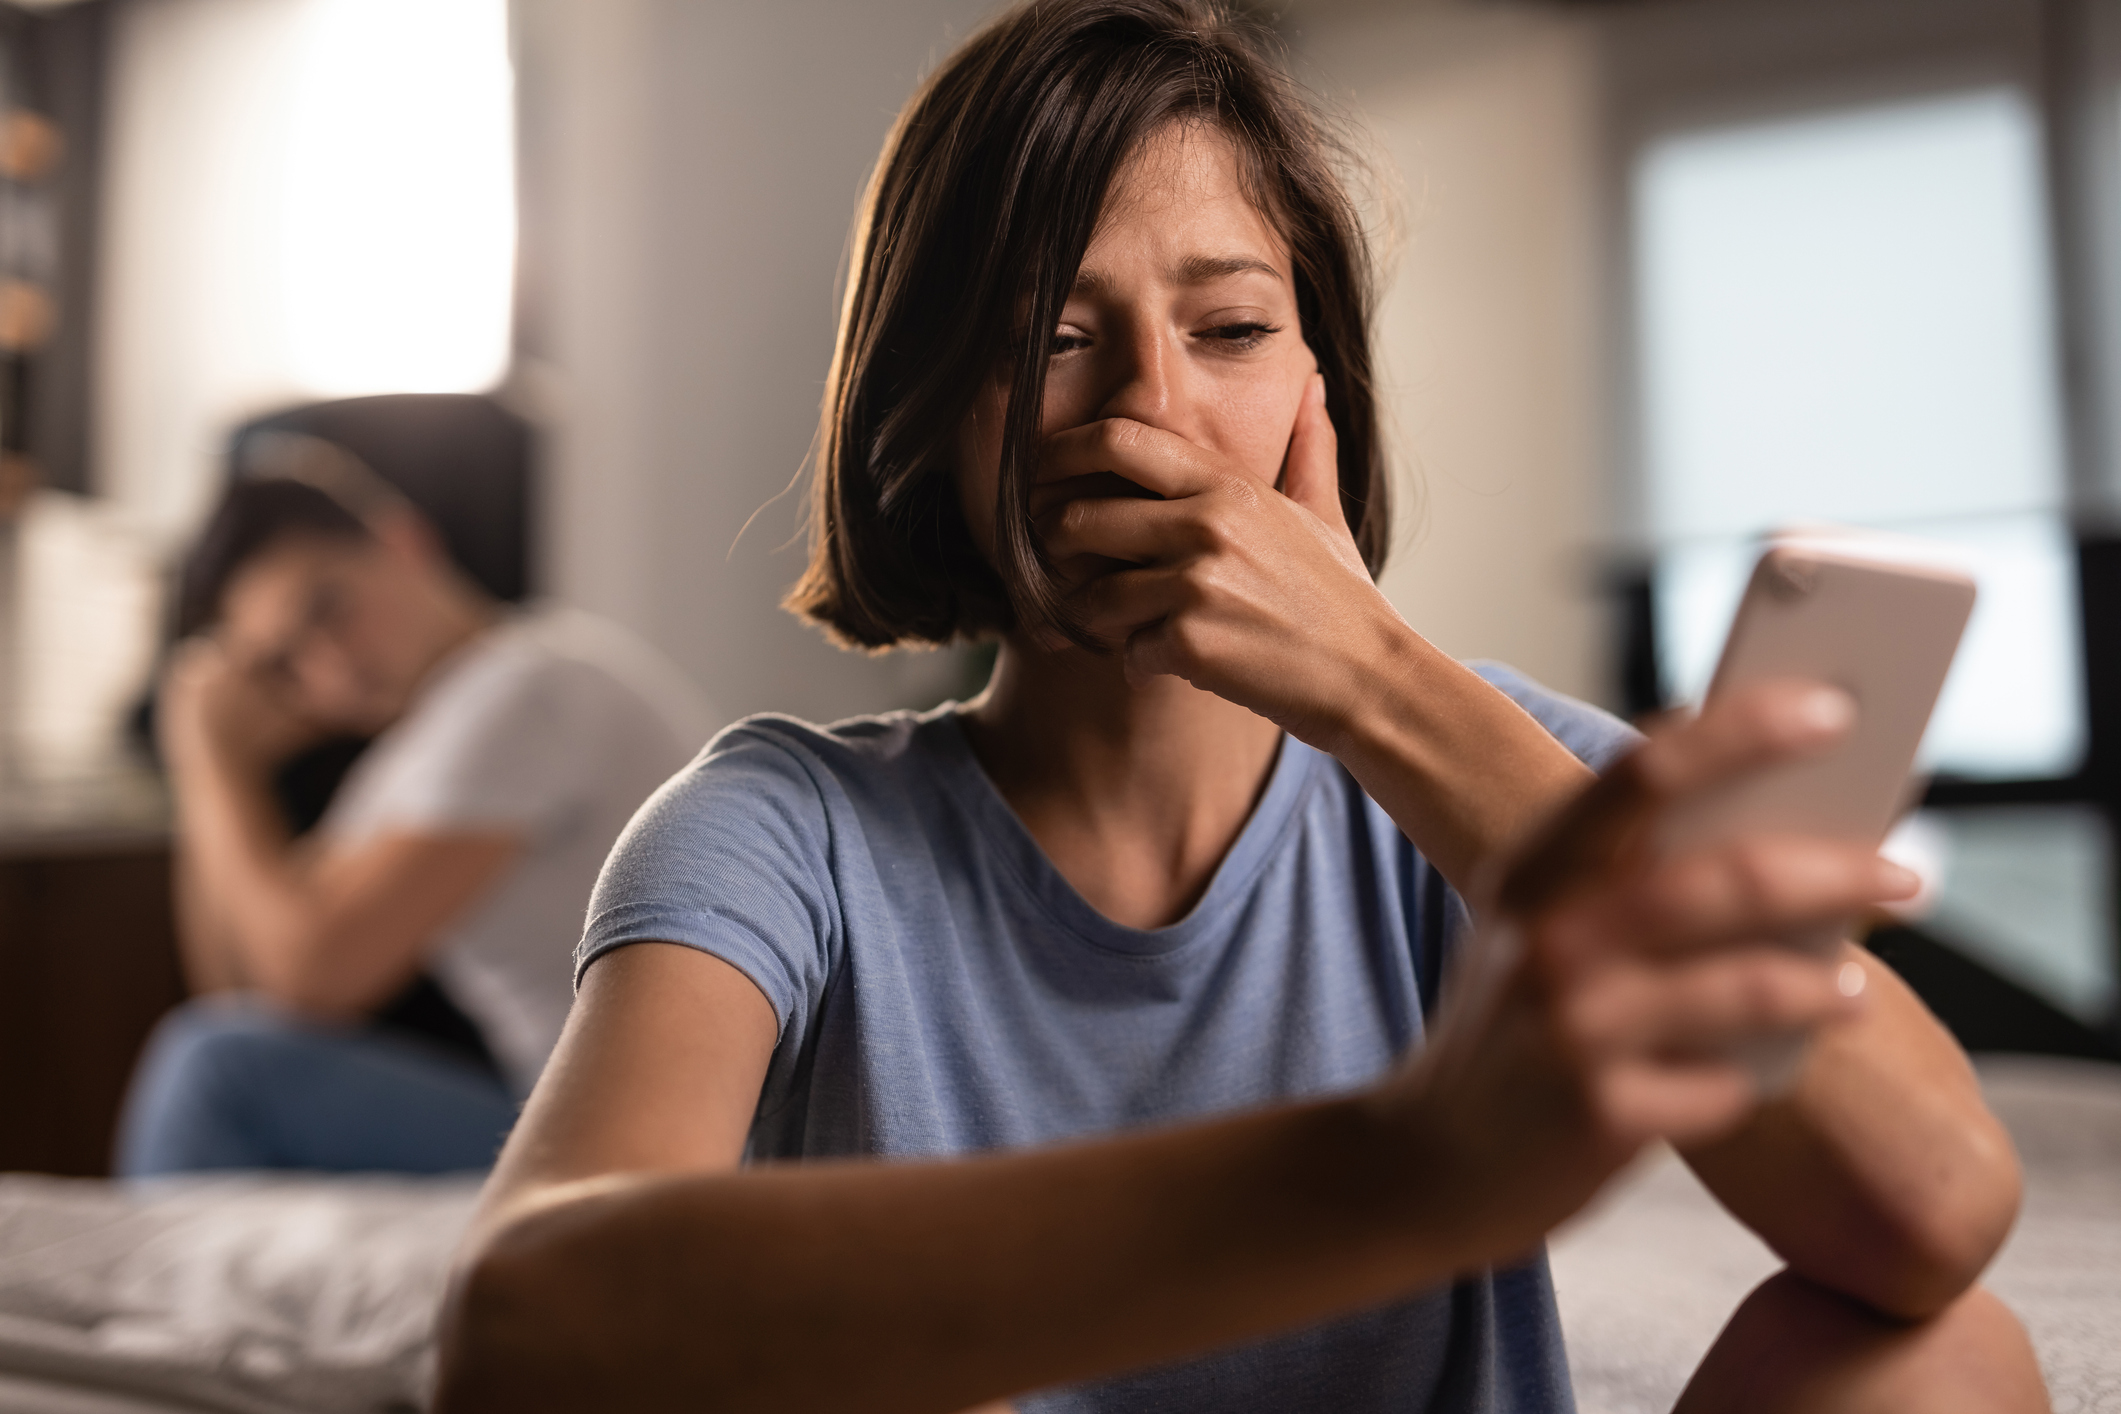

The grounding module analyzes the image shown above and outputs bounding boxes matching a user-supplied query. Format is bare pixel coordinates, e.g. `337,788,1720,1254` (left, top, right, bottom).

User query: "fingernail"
1877,859,1920,896
1836,960,1867,998
1796,685,1856,735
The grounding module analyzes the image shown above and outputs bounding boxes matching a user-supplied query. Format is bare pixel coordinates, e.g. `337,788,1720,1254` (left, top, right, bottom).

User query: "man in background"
119,465,708,1174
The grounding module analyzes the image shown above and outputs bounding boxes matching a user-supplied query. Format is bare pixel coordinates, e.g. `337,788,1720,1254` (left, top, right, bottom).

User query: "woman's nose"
1096,327,1179,430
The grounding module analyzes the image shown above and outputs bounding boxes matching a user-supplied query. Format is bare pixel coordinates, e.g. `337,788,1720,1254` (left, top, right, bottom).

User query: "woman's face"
956,122,1317,564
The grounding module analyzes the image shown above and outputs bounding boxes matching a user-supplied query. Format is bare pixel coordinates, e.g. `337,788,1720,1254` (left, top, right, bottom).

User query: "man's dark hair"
785,0,1389,649
176,477,372,638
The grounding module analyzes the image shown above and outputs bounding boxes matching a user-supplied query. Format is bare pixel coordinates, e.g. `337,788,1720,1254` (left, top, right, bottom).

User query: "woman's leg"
1673,1269,2048,1413
116,997,519,1176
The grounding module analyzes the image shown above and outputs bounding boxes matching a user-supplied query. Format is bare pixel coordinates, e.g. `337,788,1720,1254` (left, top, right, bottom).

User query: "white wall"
97,0,1612,723
96,0,518,543
95,0,311,537
1292,4,1614,706
512,0,996,726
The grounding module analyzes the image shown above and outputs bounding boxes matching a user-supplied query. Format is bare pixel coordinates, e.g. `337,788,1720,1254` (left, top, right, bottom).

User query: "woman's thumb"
1279,373,1346,531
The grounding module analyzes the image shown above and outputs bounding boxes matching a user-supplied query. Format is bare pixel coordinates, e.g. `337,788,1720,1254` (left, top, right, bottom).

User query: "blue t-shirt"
577,662,1638,1413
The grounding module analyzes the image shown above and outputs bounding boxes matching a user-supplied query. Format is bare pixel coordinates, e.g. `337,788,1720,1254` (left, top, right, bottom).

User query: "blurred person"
437,3,2043,1411
118,471,708,1176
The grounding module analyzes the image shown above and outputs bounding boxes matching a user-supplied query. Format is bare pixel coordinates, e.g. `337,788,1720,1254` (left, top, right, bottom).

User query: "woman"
437,3,2043,1410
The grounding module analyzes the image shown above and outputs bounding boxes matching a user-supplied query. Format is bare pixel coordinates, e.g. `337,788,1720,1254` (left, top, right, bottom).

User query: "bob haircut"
786,0,1388,649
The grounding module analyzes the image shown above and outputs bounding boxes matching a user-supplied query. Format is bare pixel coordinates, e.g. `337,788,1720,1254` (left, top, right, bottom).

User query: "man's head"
177,473,485,736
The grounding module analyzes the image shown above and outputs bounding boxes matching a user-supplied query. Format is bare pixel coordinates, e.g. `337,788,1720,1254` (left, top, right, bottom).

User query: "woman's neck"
961,636,1282,929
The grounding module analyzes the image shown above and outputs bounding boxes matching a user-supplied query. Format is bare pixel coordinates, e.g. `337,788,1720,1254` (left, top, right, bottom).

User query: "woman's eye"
1201,322,1281,350
1050,330,1092,356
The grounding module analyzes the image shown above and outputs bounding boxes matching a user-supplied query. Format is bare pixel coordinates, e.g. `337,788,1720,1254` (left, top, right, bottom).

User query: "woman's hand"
1034,372,1400,747
1371,680,1917,1268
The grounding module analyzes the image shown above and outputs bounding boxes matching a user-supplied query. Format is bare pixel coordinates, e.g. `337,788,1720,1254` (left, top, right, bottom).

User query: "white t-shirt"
320,605,709,1092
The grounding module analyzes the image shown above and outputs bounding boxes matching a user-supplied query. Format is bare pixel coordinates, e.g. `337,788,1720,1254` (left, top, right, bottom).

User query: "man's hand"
159,637,326,777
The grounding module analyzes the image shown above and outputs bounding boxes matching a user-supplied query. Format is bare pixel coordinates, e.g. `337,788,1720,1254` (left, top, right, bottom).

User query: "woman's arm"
1041,391,2021,1322
1681,948,2020,1318
1038,378,1591,893
444,945,1468,1414
438,687,1892,1414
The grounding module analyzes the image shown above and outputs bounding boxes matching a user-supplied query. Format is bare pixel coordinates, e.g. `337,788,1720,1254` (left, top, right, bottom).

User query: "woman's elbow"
435,1186,742,1414
434,1219,610,1414
1862,1121,2024,1320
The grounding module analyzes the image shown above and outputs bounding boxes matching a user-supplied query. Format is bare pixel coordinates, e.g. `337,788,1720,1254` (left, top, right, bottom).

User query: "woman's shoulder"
648,704,961,818
1465,661,1642,774
703,704,953,771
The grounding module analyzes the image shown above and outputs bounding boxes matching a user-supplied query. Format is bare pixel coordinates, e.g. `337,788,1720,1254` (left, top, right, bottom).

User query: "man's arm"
1681,944,2020,1319
162,643,522,1020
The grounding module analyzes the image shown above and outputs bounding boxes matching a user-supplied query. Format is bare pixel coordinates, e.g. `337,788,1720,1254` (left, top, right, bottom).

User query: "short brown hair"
785,0,1389,649
177,477,372,639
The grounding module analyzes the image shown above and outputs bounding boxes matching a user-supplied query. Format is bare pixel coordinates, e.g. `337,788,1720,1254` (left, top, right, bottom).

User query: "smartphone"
1659,534,1977,1085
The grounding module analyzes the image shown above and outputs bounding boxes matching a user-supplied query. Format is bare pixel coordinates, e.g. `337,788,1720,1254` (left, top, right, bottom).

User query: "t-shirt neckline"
929,708,1322,958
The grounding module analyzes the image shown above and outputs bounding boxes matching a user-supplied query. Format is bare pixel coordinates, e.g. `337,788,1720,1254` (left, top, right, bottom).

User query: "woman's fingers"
1546,836,1914,965
1591,1059,1760,1148
1277,373,1345,533
1037,417,1231,501
1496,680,1858,917
1629,680,1855,804
1560,945,1856,1064
1037,492,1202,566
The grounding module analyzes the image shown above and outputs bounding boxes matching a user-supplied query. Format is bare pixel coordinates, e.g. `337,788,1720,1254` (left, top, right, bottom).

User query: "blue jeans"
117,998,520,1176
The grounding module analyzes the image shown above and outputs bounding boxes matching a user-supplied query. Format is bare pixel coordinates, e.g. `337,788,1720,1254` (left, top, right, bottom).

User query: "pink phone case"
1660,539,1976,1087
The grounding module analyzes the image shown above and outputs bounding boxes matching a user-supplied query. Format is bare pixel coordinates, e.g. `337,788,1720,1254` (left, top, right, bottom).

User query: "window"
1609,0,2121,1054
280,0,516,396
1634,87,2085,781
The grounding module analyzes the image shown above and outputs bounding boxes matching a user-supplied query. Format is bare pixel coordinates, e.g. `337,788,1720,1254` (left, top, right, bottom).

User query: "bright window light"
280,0,515,396
1636,88,2066,540
1653,515,2087,781
1636,88,2085,780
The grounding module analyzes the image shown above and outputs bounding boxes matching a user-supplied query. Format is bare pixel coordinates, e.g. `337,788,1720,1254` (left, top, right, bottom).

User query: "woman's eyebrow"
1175,253,1283,285
1069,254,1286,298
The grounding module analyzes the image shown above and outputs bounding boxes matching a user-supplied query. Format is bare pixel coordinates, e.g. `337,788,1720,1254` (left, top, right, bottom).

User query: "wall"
95,0,1615,723
511,0,995,726
1290,3,1615,706
94,0,311,537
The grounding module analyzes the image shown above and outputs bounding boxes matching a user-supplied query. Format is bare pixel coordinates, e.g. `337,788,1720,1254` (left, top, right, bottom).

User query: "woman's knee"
1676,1269,2048,1414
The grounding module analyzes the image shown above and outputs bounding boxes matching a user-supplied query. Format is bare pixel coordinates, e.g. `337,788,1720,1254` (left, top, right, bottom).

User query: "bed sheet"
0,1173,479,1414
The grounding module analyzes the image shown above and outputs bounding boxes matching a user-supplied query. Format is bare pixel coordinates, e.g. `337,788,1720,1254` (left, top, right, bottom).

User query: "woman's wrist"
1317,616,1593,891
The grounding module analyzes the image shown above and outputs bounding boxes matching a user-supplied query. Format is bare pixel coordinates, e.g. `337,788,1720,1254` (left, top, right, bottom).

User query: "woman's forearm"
1681,947,2022,1319
439,1094,1463,1414
1322,619,1594,895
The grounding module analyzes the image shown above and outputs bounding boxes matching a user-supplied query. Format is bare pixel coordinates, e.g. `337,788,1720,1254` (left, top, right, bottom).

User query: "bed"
0,1056,2113,1414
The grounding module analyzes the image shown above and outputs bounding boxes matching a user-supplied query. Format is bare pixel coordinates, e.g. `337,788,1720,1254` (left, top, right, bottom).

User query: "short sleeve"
1469,660,1642,773
573,723,840,1045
